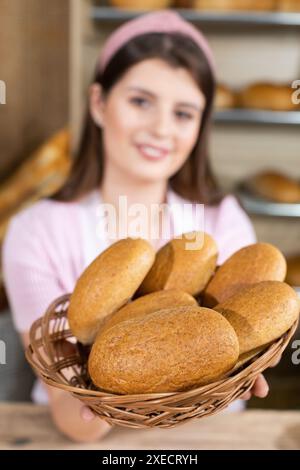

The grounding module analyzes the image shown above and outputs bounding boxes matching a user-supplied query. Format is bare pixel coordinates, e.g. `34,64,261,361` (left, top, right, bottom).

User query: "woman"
2,10,269,442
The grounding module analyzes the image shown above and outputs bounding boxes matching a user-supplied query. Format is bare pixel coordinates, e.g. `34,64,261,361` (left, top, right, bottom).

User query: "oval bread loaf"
88,305,239,394
138,231,218,296
68,238,155,344
215,281,300,354
203,243,287,307
100,289,198,334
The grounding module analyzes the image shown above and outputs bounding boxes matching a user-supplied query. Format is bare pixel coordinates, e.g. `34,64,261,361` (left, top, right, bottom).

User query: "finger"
80,406,96,422
252,374,269,398
270,354,281,368
240,391,251,400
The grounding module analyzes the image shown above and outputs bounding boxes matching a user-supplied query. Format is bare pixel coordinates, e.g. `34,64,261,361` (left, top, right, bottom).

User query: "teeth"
141,145,164,158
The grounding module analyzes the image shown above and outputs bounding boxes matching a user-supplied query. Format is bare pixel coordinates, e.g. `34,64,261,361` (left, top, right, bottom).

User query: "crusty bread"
215,84,236,110
203,243,287,307
193,0,275,11
100,289,198,334
286,254,300,287
138,231,218,296
68,238,155,345
88,305,239,394
238,82,298,111
277,0,300,11
215,281,300,354
244,170,300,203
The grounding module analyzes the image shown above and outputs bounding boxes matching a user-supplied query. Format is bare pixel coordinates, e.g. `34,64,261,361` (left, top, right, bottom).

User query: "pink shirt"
2,187,256,334
2,188,255,407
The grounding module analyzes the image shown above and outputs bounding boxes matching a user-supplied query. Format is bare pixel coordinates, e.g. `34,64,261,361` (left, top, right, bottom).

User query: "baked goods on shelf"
215,83,237,109
276,0,300,11
193,0,276,11
237,82,299,111
286,254,300,287
109,0,172,9
243,170,300,203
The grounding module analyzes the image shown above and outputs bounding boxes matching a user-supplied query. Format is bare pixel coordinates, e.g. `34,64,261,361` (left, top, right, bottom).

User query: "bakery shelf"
236,187,300,217
90,7,300,28
214,109,300,126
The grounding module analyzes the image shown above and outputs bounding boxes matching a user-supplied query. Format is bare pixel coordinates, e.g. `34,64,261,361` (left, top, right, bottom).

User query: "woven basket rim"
26,293,299,400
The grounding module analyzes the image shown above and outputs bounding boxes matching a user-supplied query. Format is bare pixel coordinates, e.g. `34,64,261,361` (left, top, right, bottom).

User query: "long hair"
52,33,222,204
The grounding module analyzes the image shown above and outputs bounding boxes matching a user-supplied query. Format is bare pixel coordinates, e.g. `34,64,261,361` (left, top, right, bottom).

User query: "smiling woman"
2,10,261,443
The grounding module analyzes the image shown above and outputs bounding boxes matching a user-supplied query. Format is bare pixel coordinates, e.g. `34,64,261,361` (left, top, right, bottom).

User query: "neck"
99,164,169,248
100,165,168,208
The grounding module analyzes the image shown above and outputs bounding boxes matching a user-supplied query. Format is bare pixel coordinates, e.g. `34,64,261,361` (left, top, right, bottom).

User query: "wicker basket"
26,294,298,429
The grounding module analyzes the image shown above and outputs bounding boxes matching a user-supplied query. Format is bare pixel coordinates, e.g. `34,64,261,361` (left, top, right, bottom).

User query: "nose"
150,106,174,139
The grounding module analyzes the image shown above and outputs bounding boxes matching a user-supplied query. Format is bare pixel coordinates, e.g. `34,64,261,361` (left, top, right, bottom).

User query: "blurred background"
0,0,299,409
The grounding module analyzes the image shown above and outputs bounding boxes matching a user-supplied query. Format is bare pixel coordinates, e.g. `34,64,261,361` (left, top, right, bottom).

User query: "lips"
135,143,170,161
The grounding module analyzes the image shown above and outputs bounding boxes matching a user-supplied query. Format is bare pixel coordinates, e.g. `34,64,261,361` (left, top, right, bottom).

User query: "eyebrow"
126,86,204,111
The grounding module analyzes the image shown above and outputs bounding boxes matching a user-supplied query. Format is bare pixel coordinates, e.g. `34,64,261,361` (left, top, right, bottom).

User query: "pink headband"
98,10,216,75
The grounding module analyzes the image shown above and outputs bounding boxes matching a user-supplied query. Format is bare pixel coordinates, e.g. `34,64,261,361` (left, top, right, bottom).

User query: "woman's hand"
240,354,281,401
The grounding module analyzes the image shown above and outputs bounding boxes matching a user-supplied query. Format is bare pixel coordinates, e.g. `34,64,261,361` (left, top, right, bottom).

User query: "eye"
129,96,150,108
175,110,194,121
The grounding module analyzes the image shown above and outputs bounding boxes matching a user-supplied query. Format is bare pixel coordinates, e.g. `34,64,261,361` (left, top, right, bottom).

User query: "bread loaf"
100,289,197,334
88,305,239,394
277,0,300,11
238,83,298,111
68,238,155,344
244,170,300,203
138,231,218,296
286,254,300,287
215,84,236,109
193,0,275,11
215,281,299,354
203,243,287,307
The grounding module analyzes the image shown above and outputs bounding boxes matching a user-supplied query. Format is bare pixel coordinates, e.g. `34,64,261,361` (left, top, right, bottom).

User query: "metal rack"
90,7,300,28
214,110,300,126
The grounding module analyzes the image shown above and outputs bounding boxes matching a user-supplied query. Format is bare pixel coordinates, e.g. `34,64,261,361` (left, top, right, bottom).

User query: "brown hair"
52,33,222,204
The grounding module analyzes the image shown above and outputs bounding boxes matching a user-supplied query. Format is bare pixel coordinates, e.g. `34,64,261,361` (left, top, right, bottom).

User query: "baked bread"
68,238,155,344
109,0,172,9
244,170,300,203
100,289,198,334
238,82,298,111
138,231,218,296
215,281,299,354
286,254,300,287
215,84,236,110
277,0,300,11
88,305,239,394
193,0,275,11
203,243,287,307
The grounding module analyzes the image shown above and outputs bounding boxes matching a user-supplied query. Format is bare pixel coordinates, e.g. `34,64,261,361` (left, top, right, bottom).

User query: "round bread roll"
68,238,155,345
88,306,239,394
277,0,300,11
203,243,287,307
215,281,300,354
245,170,300,203
100,289,198,334
238,82,298,111
138,231,218,296
193,0,275,11
286,254,300,287
215,84,236,110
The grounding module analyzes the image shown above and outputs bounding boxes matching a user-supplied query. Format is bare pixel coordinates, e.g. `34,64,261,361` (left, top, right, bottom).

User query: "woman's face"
91,58,206,184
